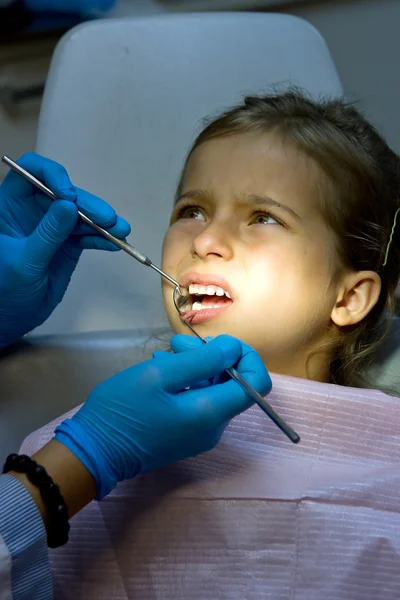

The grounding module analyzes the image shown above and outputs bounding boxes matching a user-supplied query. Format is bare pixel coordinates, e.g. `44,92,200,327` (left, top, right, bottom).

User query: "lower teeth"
192,301,224,311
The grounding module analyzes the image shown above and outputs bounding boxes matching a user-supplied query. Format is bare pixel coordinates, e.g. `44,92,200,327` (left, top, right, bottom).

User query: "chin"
190,320,236,339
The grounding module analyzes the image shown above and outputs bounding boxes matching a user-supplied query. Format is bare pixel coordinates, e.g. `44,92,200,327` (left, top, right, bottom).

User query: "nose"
190,219,235,261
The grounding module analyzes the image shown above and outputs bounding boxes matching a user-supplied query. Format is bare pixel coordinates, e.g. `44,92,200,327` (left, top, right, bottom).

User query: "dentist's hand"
0,152,130,348
54,334,272,500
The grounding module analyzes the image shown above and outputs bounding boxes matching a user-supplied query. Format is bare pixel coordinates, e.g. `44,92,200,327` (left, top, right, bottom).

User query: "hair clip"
382,206,400,267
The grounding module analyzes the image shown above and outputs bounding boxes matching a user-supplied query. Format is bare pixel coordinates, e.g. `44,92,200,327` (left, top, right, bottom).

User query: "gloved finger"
72,217,130,250
24,201,79,269
48,244,82,297
230,340,271,398
75,188,130,231
170,334,204,353
153,346,210,387
169,336,214,388
70,236,120,252
4,153,77,202
152,350,170,360
72,215,131,239
199,346,272,423
22,187,131,244
170,334,232,388
161,334,242,393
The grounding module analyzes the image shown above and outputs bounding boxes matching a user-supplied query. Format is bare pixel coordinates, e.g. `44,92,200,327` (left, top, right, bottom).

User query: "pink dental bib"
21,374,400,599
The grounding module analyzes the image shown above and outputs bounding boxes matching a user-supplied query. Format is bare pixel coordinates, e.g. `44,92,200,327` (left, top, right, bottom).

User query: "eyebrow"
175,189,303,222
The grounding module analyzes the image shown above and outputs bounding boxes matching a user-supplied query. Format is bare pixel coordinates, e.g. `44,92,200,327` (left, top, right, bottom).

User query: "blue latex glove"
54,334,272,499
0,152,131,348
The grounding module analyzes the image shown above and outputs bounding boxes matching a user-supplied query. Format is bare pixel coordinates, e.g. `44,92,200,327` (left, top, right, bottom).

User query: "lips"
177,271,235,324
182,303,233,325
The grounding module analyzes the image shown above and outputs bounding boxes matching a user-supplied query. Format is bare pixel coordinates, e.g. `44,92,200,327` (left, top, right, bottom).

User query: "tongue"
200,295,233,307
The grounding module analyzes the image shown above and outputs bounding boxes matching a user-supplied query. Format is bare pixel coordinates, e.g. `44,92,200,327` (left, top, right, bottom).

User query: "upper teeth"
188,283,231,299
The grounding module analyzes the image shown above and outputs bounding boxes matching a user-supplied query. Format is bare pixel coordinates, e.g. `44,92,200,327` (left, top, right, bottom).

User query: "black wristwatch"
0,0,34,35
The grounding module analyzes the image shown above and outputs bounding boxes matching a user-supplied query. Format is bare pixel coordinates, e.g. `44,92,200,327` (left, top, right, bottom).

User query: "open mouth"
179,283,234,325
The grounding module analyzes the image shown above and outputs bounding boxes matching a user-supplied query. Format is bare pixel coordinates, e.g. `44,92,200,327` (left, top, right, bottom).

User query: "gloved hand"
0,152,131,348
54,334,272,499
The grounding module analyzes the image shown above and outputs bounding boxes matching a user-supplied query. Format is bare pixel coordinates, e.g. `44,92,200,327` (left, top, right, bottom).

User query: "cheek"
243,245,330,311
161,230,180,270
161,222,196,263
161,230,190,318
244,244,300,284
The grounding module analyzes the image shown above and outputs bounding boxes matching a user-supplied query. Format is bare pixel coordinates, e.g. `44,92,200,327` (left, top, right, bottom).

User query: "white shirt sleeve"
0,474,53,599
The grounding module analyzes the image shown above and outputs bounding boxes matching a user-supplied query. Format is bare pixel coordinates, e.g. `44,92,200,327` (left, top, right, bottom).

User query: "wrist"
7,441,96,530
54,419,119,500
32,440,97,518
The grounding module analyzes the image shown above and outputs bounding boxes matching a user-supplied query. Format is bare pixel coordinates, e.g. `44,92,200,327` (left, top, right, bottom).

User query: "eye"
250,211,283,226
174,203,206,221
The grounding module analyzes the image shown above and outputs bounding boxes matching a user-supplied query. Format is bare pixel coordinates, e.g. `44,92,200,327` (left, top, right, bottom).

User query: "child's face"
161,131,342,381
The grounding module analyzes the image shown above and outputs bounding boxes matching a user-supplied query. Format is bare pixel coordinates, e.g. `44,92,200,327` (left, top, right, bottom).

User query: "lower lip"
181,303,233,325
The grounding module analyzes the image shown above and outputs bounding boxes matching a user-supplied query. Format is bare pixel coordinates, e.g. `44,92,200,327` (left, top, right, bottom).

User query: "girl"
19,90,400,599
161,89,400,391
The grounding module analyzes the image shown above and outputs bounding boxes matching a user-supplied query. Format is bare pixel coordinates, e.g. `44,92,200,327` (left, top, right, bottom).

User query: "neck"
263,348,332,383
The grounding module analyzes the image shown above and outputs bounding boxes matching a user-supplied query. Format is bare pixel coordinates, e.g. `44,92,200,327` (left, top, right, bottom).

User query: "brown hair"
175,89,400,392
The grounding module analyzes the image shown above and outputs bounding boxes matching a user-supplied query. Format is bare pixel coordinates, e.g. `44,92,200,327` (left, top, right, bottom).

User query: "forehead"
182,132,323,215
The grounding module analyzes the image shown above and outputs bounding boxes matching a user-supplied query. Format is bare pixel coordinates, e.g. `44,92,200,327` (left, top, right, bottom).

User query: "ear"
331,271,382,327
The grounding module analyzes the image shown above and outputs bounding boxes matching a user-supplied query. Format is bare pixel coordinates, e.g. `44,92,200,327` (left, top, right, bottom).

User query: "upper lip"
179,271,235,300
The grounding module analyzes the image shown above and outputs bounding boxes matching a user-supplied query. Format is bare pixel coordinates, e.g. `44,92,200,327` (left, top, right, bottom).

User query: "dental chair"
1,11,400,457
3,13,400,599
